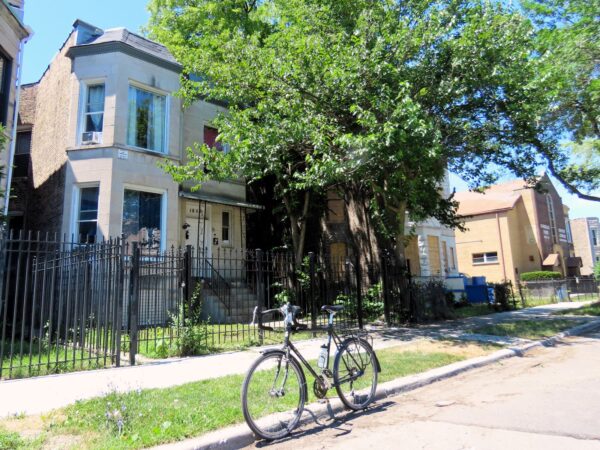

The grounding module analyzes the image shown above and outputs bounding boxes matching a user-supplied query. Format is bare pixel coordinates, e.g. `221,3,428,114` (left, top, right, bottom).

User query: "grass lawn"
451,304,496,319
130,326,329,360
0,340,492,450
471,319,583,340
555,303,600,317
1,342,104,380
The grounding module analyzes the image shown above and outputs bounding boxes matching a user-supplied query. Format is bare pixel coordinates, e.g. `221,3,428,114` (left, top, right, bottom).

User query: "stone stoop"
201,281,258,324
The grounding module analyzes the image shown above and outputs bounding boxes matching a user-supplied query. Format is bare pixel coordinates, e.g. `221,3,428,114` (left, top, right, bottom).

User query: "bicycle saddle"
321,305,344,313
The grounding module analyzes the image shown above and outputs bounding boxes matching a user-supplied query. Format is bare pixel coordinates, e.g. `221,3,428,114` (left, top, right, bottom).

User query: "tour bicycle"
241,302,381,440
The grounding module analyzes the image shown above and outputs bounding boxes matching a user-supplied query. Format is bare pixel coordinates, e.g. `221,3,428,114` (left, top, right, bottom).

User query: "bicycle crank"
313,376,329,399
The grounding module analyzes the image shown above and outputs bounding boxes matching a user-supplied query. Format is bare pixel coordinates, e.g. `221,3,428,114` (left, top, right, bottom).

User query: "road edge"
153,317,600,450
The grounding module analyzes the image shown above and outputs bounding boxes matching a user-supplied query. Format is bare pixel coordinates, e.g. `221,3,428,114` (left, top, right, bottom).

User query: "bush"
520,271,562,281
491,282,513,311
594,263,600,281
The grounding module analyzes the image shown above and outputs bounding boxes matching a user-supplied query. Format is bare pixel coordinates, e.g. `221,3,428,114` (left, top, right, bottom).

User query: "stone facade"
15,20,255,253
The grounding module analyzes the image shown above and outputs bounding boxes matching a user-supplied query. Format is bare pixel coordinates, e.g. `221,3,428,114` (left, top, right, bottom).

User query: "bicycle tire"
333,338,378,411
241,350,307,440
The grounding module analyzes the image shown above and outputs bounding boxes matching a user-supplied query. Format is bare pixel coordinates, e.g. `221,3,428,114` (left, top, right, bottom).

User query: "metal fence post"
183,245,193,321
381,252,391,327
128,242,140,366
114,238,126,367
355,254,364,330
256,249,264,345
308,252,317,335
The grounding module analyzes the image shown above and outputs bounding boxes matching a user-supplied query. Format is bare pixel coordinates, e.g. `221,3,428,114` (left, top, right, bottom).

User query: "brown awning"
542,253,560,267
565,256,583,268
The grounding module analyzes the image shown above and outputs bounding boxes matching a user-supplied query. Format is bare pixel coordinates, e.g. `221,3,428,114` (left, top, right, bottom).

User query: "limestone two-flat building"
11,20,261,256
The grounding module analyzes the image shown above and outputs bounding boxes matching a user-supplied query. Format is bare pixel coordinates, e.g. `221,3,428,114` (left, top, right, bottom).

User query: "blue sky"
20,0,600,219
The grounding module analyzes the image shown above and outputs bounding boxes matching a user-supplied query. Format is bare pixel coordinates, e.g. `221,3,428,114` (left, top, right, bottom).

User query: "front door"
185,202,211,277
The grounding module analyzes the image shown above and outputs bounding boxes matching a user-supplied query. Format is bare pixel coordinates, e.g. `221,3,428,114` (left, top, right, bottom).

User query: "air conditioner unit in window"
81,131,102,145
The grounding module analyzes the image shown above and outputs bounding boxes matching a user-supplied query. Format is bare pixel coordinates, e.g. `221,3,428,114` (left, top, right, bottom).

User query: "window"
442,241,448,272
449,246,456,269
472,252,498,264
0,53,11,126
77,187,99,243
203,126,228,152
221,211,230,243
593,230,598,247
546,195,558,244
122,189,163,254
83,83,105,133
13,131,31,177
127,85,167,152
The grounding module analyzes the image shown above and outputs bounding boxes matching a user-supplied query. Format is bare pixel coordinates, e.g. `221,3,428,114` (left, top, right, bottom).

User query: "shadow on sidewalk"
252,400,396,448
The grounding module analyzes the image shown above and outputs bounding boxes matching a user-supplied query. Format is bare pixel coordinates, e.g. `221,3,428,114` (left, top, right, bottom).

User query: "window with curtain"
127,85,166,153
78,187,99,243
122,189,163,254
204,126,228,152
84,84,105,133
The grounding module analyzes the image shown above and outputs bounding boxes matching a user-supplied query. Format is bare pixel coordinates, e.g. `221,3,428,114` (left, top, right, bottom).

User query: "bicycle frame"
279,312,347,385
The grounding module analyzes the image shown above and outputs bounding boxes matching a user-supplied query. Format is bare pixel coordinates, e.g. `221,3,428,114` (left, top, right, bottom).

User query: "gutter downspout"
495,213,508,281
4,30,32,219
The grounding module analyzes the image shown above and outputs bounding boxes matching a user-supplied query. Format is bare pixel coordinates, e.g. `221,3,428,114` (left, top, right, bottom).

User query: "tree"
149,0,588,266
523,0,600,200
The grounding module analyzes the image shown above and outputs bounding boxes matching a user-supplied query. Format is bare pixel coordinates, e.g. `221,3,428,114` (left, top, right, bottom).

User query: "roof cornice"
0,1,29,39
66,41,182,73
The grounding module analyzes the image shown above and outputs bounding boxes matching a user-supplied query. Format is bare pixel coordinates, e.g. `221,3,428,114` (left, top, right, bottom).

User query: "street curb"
153,317,600,450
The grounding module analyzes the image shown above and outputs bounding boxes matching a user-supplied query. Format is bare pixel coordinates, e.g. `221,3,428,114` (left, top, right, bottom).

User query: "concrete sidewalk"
0,300,595,417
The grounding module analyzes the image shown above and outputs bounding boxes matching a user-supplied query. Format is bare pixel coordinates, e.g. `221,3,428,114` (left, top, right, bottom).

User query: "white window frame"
70,183,101,242
121,184,168,253
77,79,106,146
472,252,499,265
221,210,232,245
126,80,170,154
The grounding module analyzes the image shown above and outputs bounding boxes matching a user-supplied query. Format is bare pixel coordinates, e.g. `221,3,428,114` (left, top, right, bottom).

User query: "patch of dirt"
1,414,45,439
386,339,497,358
41,433,84,450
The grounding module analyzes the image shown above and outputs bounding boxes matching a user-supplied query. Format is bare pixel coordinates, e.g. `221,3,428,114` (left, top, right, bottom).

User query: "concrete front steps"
201,281,258,324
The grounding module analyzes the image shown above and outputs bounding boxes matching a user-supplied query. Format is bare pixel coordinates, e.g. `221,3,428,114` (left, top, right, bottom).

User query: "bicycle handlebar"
250,303,308,332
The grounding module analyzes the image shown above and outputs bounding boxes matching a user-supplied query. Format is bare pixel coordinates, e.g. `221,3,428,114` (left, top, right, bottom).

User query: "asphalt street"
252,331,600,450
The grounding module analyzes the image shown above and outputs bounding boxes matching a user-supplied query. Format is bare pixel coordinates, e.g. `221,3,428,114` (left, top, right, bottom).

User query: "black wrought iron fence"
0,232,124,379
1,232,446,380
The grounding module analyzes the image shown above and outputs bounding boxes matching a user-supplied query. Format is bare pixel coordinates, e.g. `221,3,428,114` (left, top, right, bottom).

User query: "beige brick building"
570,217,600,276
12,20,260,255
0,0,30,219
454,174,581,284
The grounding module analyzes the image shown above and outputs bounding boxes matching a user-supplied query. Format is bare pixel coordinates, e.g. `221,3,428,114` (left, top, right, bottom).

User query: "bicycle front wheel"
241,351,307,440
333,338,378,410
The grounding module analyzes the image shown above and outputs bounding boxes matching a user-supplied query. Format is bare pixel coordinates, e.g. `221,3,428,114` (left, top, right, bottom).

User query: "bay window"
127,85,167,152
84,84,105,133
77,186,99,243
122,189,164,254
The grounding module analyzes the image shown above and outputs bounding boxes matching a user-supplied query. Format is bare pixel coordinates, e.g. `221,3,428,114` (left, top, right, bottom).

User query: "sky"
19,0,600,220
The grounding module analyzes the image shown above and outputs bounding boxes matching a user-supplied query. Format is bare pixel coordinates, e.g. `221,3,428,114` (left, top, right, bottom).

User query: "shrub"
520,271,562,281
491,282,513,311
594,263,600,281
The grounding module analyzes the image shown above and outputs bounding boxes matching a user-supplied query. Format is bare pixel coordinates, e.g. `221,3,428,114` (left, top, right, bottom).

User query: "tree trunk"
346,184,380,281
283,191,311,268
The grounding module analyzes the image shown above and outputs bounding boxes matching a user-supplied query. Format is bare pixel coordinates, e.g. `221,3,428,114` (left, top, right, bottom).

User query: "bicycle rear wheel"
241,351,307,440
333,338,378,410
